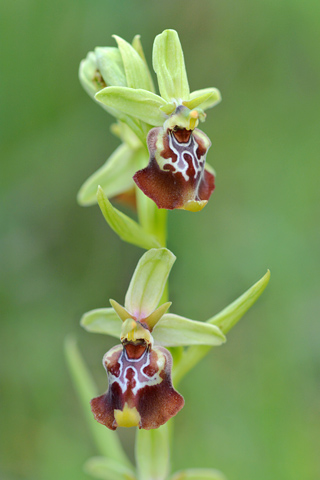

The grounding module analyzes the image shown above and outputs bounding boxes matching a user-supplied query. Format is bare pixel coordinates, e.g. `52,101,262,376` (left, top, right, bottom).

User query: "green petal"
84,456,136,480
153,29,190,102
114,35,153,92
208,270,271,334
77,144,138,206
64,338,131,466
125,248,176,319
170,469,227,480
135,425,169,480
96,86,166,126
80,308,122,338
152,314,226,347
144,302,171,330
95,47,127,87
97,187,161,250
187,88,222,111
132,35,156,93
109,299,132,322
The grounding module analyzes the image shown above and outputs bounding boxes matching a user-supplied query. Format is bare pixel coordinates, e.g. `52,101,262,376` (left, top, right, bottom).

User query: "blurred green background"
1,0,319,479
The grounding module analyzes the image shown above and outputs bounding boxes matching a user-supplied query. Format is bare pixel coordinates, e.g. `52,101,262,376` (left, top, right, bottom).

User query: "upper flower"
134,106,215,211
81,248,226,430
79,30,221,211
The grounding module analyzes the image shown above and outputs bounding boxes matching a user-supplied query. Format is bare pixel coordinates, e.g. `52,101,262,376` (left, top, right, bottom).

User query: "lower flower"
91,340,184,430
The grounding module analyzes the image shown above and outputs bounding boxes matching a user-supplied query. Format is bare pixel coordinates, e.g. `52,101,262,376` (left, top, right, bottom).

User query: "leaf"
80,308,122,338
96,86,166,126
77,144,137,206
64,337,131,467
187,88,222,111
84,456,136,480
153,29,190,102
97,186,161,250
208,270,271,334
152,314,226,347
114,35,153,92
125,248,176,319
135,425,169,480
170,468,227,480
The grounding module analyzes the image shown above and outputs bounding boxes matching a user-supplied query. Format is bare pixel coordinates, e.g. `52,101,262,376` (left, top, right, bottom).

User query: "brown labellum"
90,342,184,430
134,126,215,211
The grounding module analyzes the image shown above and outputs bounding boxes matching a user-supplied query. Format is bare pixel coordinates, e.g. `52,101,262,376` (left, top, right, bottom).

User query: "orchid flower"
79,30,221,212
81,248,225,430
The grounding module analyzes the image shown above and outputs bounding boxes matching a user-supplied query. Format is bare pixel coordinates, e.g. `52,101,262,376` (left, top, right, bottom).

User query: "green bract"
97,187,161,250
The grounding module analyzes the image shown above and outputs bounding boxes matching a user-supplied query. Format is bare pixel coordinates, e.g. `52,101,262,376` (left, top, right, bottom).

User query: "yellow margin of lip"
183,199,207,212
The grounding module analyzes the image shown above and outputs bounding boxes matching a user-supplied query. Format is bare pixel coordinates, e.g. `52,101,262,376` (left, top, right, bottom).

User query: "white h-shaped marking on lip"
164,132,205,182
107,348,163,396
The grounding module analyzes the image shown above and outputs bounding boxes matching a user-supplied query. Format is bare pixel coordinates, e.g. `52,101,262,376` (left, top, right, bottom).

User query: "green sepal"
64,337,131,467
208,270,271,334
159,102,176,115
135,425,169,480
79,51,146,143
84,456,136,480
114,35,153,92
109,299,132,322
79,51,102,98
153,29,190,102
77,144,137,206
187,87,222,111
96,86,166,126
95,47,127,87
125,248,176,319
170,469,227,480
97,187,161,250
80,308,122,338
132,35,156,93
152,313,226,347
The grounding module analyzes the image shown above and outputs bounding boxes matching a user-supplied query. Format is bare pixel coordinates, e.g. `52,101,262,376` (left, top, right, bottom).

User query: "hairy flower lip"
90,342,184,430
134,122,215,211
